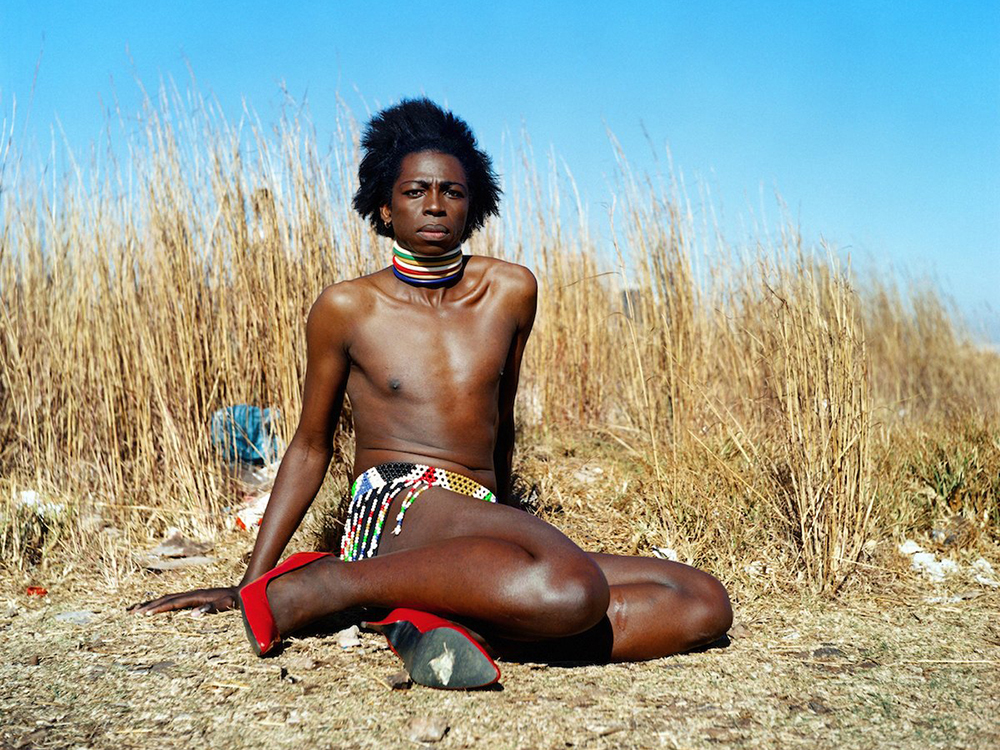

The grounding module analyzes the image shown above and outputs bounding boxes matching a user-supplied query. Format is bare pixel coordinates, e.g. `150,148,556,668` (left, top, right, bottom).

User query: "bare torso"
326,255,536,493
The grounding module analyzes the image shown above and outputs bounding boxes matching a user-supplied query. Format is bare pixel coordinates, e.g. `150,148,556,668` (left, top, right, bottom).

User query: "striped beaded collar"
391,243,465,286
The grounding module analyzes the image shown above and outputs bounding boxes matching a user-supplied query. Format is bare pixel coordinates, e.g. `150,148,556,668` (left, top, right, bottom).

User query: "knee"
534,558,610,637
683,574,733,648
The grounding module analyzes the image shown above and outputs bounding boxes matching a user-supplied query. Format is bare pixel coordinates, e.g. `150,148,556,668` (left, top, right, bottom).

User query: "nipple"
389,378,401,392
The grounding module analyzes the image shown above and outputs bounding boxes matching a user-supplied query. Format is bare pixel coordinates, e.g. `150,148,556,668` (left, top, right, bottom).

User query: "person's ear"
380,205,392,226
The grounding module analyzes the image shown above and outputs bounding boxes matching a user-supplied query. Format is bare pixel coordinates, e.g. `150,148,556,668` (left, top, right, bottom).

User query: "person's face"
380,150,469,254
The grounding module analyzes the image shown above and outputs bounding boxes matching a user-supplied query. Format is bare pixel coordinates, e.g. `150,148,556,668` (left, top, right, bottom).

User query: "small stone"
572,465,604,484
588,724,626,737
27,654,40,666
336,624,361,649
78,512,107,533
705,726,731,741
406,716,449,743
812,646,845,659
729,622,752,639
384,670,412,690
149,660,176,674
808,699,833,714
284,655,317,671
141,555,217,572
55,610,98,625
15,727,48,748
150,530,213,558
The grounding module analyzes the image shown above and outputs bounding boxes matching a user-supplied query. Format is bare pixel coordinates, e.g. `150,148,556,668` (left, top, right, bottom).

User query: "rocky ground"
2,550,998,750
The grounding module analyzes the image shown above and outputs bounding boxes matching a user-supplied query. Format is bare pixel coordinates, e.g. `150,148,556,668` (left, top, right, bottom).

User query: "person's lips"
417,224,449,238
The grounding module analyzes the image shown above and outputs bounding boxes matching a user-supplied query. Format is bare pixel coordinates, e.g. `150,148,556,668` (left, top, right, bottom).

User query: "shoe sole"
374,620,499,689
240,599,263,657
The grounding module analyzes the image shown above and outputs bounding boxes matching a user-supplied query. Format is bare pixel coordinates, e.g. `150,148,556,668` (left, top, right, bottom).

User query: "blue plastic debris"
210,405,282,466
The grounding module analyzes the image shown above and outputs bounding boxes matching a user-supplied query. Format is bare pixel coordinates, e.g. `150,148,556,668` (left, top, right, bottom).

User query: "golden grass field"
1,87,999,748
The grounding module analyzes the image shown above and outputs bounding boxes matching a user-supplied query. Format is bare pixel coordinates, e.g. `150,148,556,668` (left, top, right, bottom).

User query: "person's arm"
238,287,352,581
492,266,537,505
132,286,353,614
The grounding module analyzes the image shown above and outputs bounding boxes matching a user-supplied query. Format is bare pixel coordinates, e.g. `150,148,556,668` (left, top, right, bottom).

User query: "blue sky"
2,1,997,336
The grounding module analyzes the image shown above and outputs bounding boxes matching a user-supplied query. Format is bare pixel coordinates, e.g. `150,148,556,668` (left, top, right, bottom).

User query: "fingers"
128,590,237,616
129,594,195,616
129,591,210,616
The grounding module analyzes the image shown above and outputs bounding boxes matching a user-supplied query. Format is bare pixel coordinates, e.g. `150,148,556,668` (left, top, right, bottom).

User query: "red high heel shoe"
364,608,500,689
238,551,332,656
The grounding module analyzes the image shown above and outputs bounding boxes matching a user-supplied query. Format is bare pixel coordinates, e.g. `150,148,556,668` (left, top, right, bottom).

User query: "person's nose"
423,188,445,216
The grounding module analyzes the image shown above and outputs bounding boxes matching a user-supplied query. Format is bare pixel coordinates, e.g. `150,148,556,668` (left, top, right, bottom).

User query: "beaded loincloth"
339,462,496,562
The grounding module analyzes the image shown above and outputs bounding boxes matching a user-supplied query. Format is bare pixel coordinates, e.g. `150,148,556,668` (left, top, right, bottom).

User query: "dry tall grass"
2,86,998,594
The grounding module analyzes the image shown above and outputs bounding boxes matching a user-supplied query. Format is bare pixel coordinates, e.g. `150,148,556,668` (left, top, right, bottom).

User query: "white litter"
910,551,958,582
744,560,766,577
925,591,981,604
16,490,66,519
235,491,271,531
651,546,679,562
971,557,1000,588
428,642,455,686
898,539,923,555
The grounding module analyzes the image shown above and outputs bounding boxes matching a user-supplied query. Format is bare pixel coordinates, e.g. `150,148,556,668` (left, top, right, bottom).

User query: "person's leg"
264,489,732,662
376,490,732,660
264,488,611,641
486,553,732,663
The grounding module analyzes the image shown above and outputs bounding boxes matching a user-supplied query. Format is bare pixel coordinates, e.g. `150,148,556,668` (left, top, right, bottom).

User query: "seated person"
134,99,732,689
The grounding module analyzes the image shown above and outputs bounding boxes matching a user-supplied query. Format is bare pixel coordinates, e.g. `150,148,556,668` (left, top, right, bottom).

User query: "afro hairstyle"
353,98,501,241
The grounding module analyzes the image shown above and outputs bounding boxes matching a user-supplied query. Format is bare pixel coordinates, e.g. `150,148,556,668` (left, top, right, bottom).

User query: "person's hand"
128,587,238,616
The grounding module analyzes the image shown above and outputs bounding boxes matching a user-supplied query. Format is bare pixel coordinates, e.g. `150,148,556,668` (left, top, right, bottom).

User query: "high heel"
364,608,500,689
238,551,332,656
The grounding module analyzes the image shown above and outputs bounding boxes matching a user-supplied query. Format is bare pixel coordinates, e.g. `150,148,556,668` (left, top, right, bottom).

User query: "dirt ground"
2,545,998,750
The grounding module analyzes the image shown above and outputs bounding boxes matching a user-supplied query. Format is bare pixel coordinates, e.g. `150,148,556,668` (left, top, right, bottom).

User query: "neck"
392,242,465,286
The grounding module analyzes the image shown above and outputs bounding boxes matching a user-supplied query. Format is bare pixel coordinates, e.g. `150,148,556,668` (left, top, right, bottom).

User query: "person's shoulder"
312,274,380,317
475,256,537,299
306,274,384,340
472,257,536,327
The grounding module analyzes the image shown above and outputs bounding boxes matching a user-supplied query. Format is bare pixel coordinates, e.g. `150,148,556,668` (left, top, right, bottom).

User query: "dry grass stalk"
1,84,998,594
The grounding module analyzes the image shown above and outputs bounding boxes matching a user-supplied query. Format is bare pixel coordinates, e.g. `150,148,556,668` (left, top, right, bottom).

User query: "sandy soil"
2,553,998,750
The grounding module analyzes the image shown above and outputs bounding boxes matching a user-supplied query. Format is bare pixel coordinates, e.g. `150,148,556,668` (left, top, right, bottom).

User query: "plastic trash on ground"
16,490,66,519
210,405,284,531
210,405,283,466
235,491,271,531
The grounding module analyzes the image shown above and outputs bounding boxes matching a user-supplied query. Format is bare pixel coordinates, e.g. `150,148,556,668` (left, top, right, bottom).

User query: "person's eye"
447,189,465,198
404,189,423,197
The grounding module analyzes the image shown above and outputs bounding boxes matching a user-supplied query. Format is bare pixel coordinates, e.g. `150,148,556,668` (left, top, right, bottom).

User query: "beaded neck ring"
392,243,465,286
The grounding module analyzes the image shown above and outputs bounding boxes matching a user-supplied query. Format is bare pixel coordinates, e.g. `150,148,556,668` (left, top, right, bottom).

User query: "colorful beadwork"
392,243,465,286
339,462,496,562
